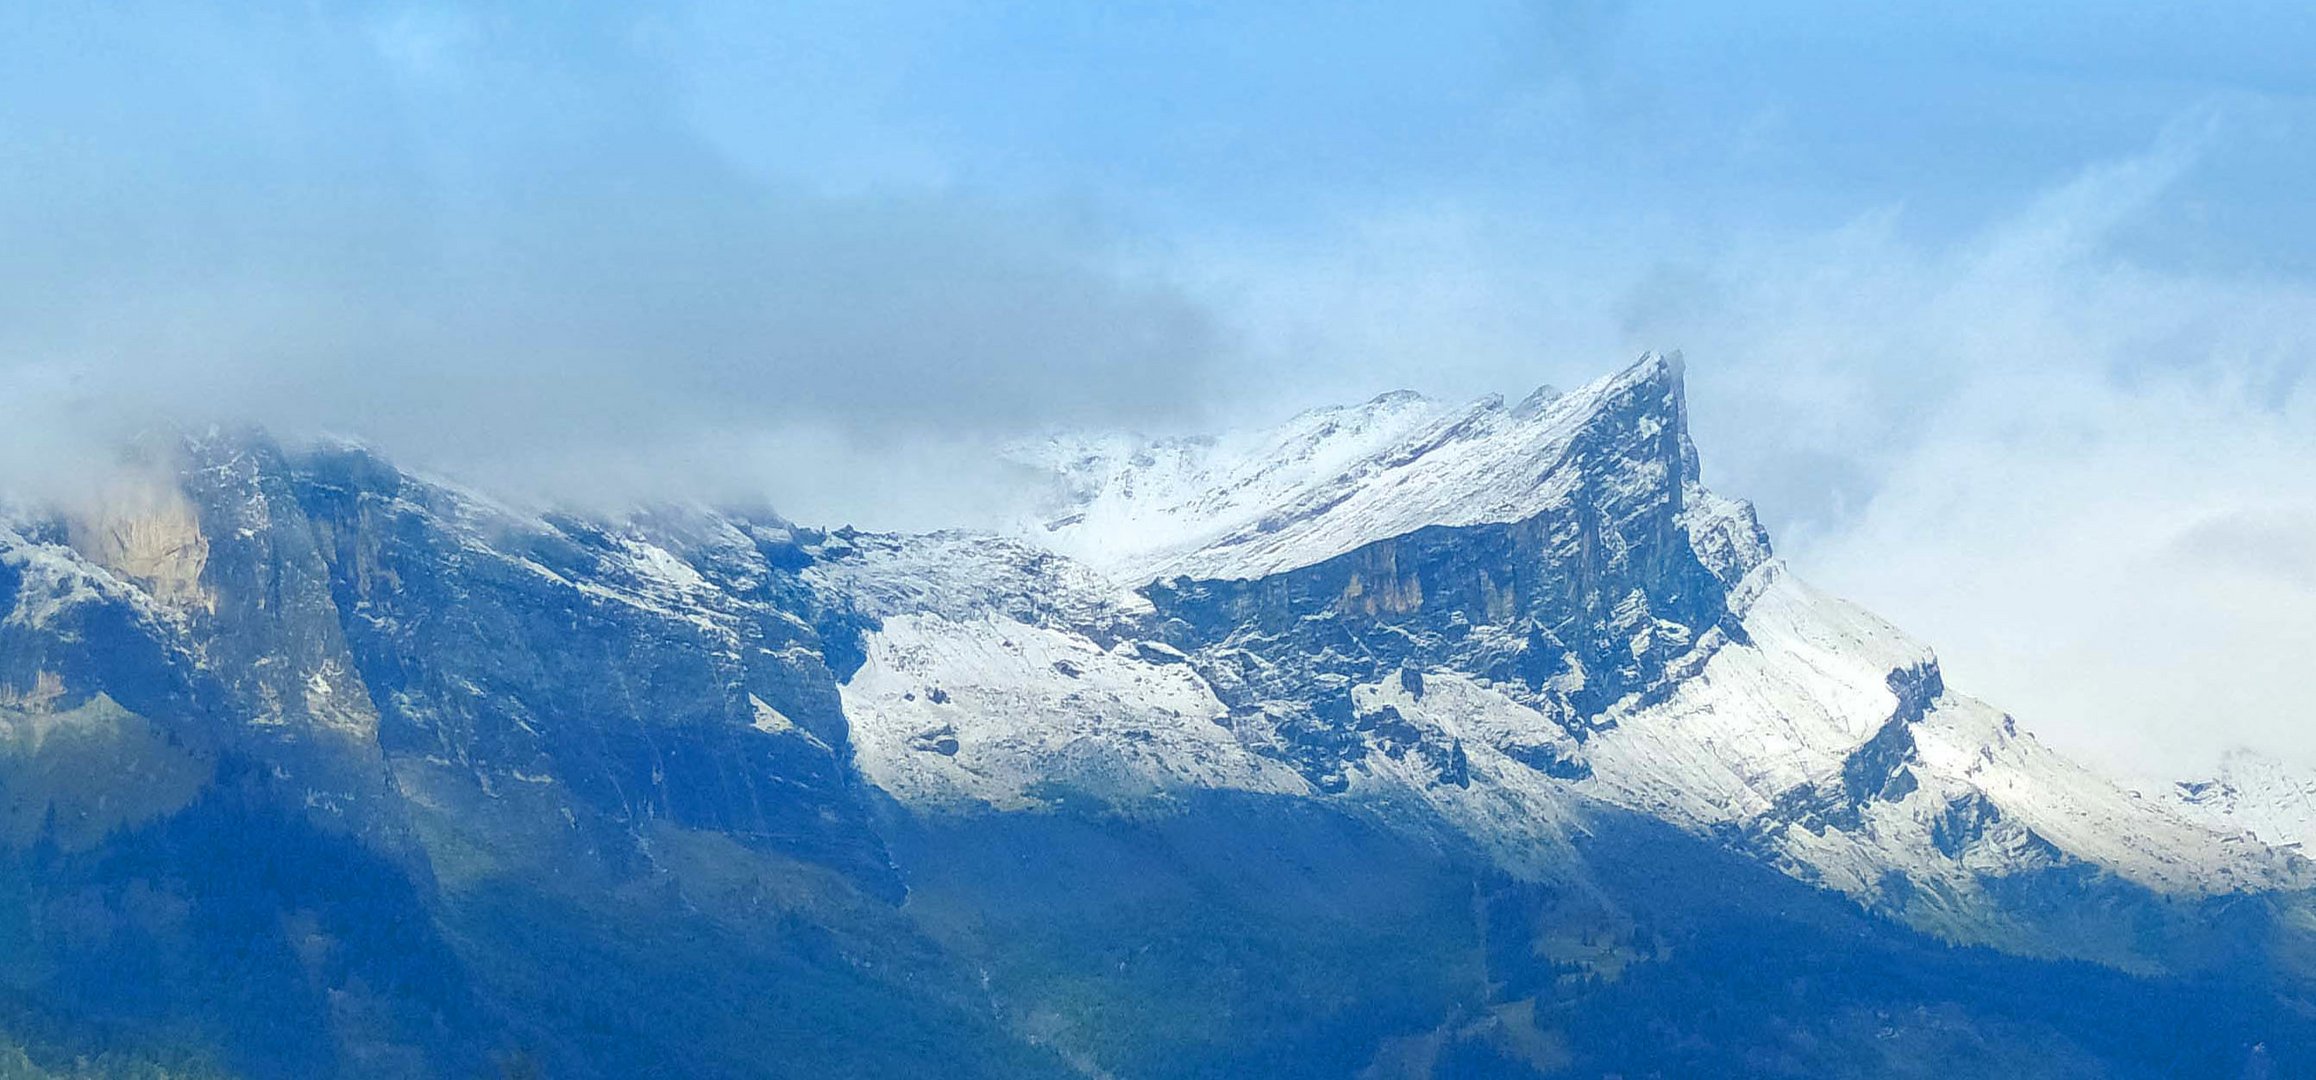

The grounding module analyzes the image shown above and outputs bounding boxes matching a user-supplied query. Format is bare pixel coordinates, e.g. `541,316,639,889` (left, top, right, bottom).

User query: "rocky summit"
4,353,2314,1078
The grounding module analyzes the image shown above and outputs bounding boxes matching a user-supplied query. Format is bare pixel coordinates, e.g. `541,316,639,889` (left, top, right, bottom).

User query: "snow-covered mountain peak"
819,347,2316,918
1012,351,1720,585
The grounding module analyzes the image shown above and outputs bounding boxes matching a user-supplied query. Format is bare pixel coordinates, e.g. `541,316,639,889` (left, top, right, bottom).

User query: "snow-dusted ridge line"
1016,352,1696,584
1581,560,2305,899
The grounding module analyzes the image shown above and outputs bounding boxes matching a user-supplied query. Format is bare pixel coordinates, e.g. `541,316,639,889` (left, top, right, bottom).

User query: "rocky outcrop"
1141,357,1751,794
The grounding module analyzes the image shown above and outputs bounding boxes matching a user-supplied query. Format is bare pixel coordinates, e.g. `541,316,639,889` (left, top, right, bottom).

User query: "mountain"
2,353,2312,1077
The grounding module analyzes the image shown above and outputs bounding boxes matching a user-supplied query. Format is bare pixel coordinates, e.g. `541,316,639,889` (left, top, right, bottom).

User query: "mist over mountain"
6,3,2316,781
6,4,2316,1077
3,353,2313,1077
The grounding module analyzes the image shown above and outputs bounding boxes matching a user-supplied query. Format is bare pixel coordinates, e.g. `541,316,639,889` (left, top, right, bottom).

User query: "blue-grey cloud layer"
0,2,1220,501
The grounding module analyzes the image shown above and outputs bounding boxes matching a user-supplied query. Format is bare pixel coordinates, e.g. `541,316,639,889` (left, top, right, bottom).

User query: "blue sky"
2,1,2313,776
663,1,2316,263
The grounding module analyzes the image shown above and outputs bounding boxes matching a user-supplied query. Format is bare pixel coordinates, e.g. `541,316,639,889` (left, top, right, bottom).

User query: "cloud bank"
0,3,1221,524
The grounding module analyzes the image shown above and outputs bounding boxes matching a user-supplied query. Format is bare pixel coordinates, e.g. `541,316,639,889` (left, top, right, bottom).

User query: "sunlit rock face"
64,476,214,614
0,355,2312,1078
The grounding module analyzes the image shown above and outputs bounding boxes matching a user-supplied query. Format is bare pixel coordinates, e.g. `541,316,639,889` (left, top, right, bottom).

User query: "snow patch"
841,613,1307,811
1017,354,1721,583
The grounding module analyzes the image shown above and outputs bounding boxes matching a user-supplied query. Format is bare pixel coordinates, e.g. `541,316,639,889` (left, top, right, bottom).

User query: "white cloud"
0,3,1225,517
1799,362,2316,781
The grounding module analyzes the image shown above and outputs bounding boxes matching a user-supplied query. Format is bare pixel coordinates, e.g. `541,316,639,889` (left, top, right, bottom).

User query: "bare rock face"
64,475,214,613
